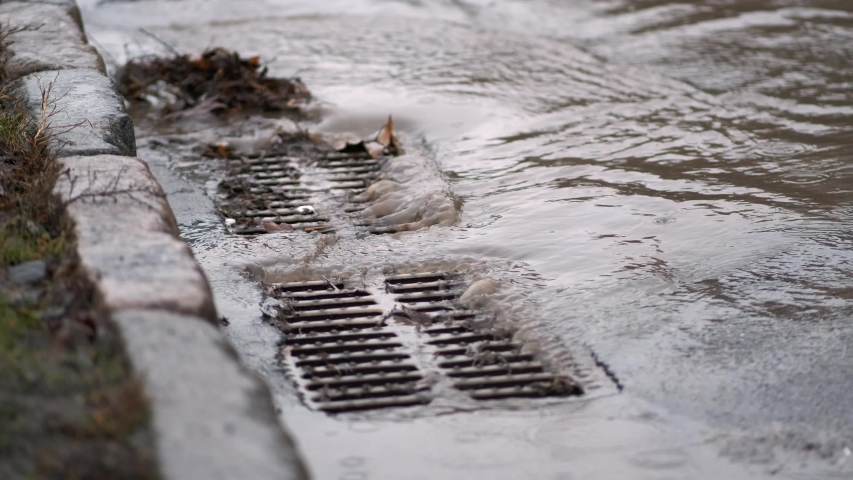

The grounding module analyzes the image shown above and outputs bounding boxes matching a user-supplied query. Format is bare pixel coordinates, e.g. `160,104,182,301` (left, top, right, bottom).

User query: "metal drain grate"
219,150,397,235
385,272,583,401
314,153,402,235
273,280,432,413
315,152,381,194
270,272,582,413
221,156,333,234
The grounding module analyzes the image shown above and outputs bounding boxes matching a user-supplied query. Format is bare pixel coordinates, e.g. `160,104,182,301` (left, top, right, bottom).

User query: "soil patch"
0,27,158,480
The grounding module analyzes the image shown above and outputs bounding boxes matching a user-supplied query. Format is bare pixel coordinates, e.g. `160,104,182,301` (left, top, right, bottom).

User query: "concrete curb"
54,154,217,322
14,69,136,157
2,2,310,479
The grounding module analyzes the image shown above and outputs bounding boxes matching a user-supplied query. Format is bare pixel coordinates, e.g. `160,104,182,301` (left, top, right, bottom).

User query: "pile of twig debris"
116,47,311,118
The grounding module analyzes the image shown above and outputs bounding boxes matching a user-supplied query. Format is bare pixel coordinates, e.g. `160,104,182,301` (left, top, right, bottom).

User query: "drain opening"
219,155,334,234
273,281,432,413
217,149,404,235
385,272,583,401
270,271,583,413
314,155,401,235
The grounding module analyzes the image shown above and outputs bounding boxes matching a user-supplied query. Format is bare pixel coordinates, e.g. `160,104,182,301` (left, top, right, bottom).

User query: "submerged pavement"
79,0,853,478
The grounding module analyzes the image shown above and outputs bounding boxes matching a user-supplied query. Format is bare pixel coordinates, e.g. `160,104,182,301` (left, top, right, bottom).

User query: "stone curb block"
54,154,217,323
115,309,309,480
13,68,136,157
0,1,105,80
0,0,78,6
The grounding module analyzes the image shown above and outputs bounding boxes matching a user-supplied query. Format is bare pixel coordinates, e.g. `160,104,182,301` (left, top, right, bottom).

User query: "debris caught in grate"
268,271,583,414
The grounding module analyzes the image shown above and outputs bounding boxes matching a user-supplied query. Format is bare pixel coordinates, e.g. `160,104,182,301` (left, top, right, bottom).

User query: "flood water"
79,0,853,478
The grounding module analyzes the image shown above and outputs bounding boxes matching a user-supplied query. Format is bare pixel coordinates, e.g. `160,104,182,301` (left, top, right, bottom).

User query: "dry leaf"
263,221,294,233
333,116,400,156
364,141,385,159
378,115,394,146
215,142,230,157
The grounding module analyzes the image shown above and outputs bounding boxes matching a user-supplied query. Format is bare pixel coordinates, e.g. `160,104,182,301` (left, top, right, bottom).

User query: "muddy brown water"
79,0,853,478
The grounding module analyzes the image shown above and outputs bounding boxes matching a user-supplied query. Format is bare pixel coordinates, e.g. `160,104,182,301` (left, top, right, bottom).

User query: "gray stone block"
54,155,216,322
14,69,135,157
8,259,47,285
0,1,105,80
114,309,310,480
0,0,78,6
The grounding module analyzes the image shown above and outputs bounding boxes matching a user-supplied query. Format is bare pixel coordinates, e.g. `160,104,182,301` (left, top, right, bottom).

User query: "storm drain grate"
315,152,381,193
272,280,432,413
218,150,399,235
385,272,582,401
313,153,399,235
220,156,334,234
271,272,582,413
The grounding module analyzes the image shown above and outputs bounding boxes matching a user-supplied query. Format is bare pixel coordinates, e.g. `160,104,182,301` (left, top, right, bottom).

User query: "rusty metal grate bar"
285,319,387,334
438,353,535,368
386,272,453,284
317,395,430,413
287,297,377,311
273,280,345,292
287,331,396,345
295,351,409,367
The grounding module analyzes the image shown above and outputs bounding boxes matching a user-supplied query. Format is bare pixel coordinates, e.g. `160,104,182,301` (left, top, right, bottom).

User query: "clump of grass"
0,295,41,350
85,378,150,439
0,83,60,227
0,66,64,270
0,245,158,478
0,227,65,266
0,22,62,233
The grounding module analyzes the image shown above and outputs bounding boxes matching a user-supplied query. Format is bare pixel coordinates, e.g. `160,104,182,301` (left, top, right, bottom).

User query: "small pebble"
8,260,47,285
25,219,44,236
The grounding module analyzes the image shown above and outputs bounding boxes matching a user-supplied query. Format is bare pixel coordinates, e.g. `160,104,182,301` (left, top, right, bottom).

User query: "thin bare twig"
138,28,180,58
59,165,165,210
85,33,121,71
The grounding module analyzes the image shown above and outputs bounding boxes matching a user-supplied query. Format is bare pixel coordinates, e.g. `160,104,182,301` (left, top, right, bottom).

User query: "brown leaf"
378,115,394,146
263,221,294,233
191,58,210,70
214,142,230,157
